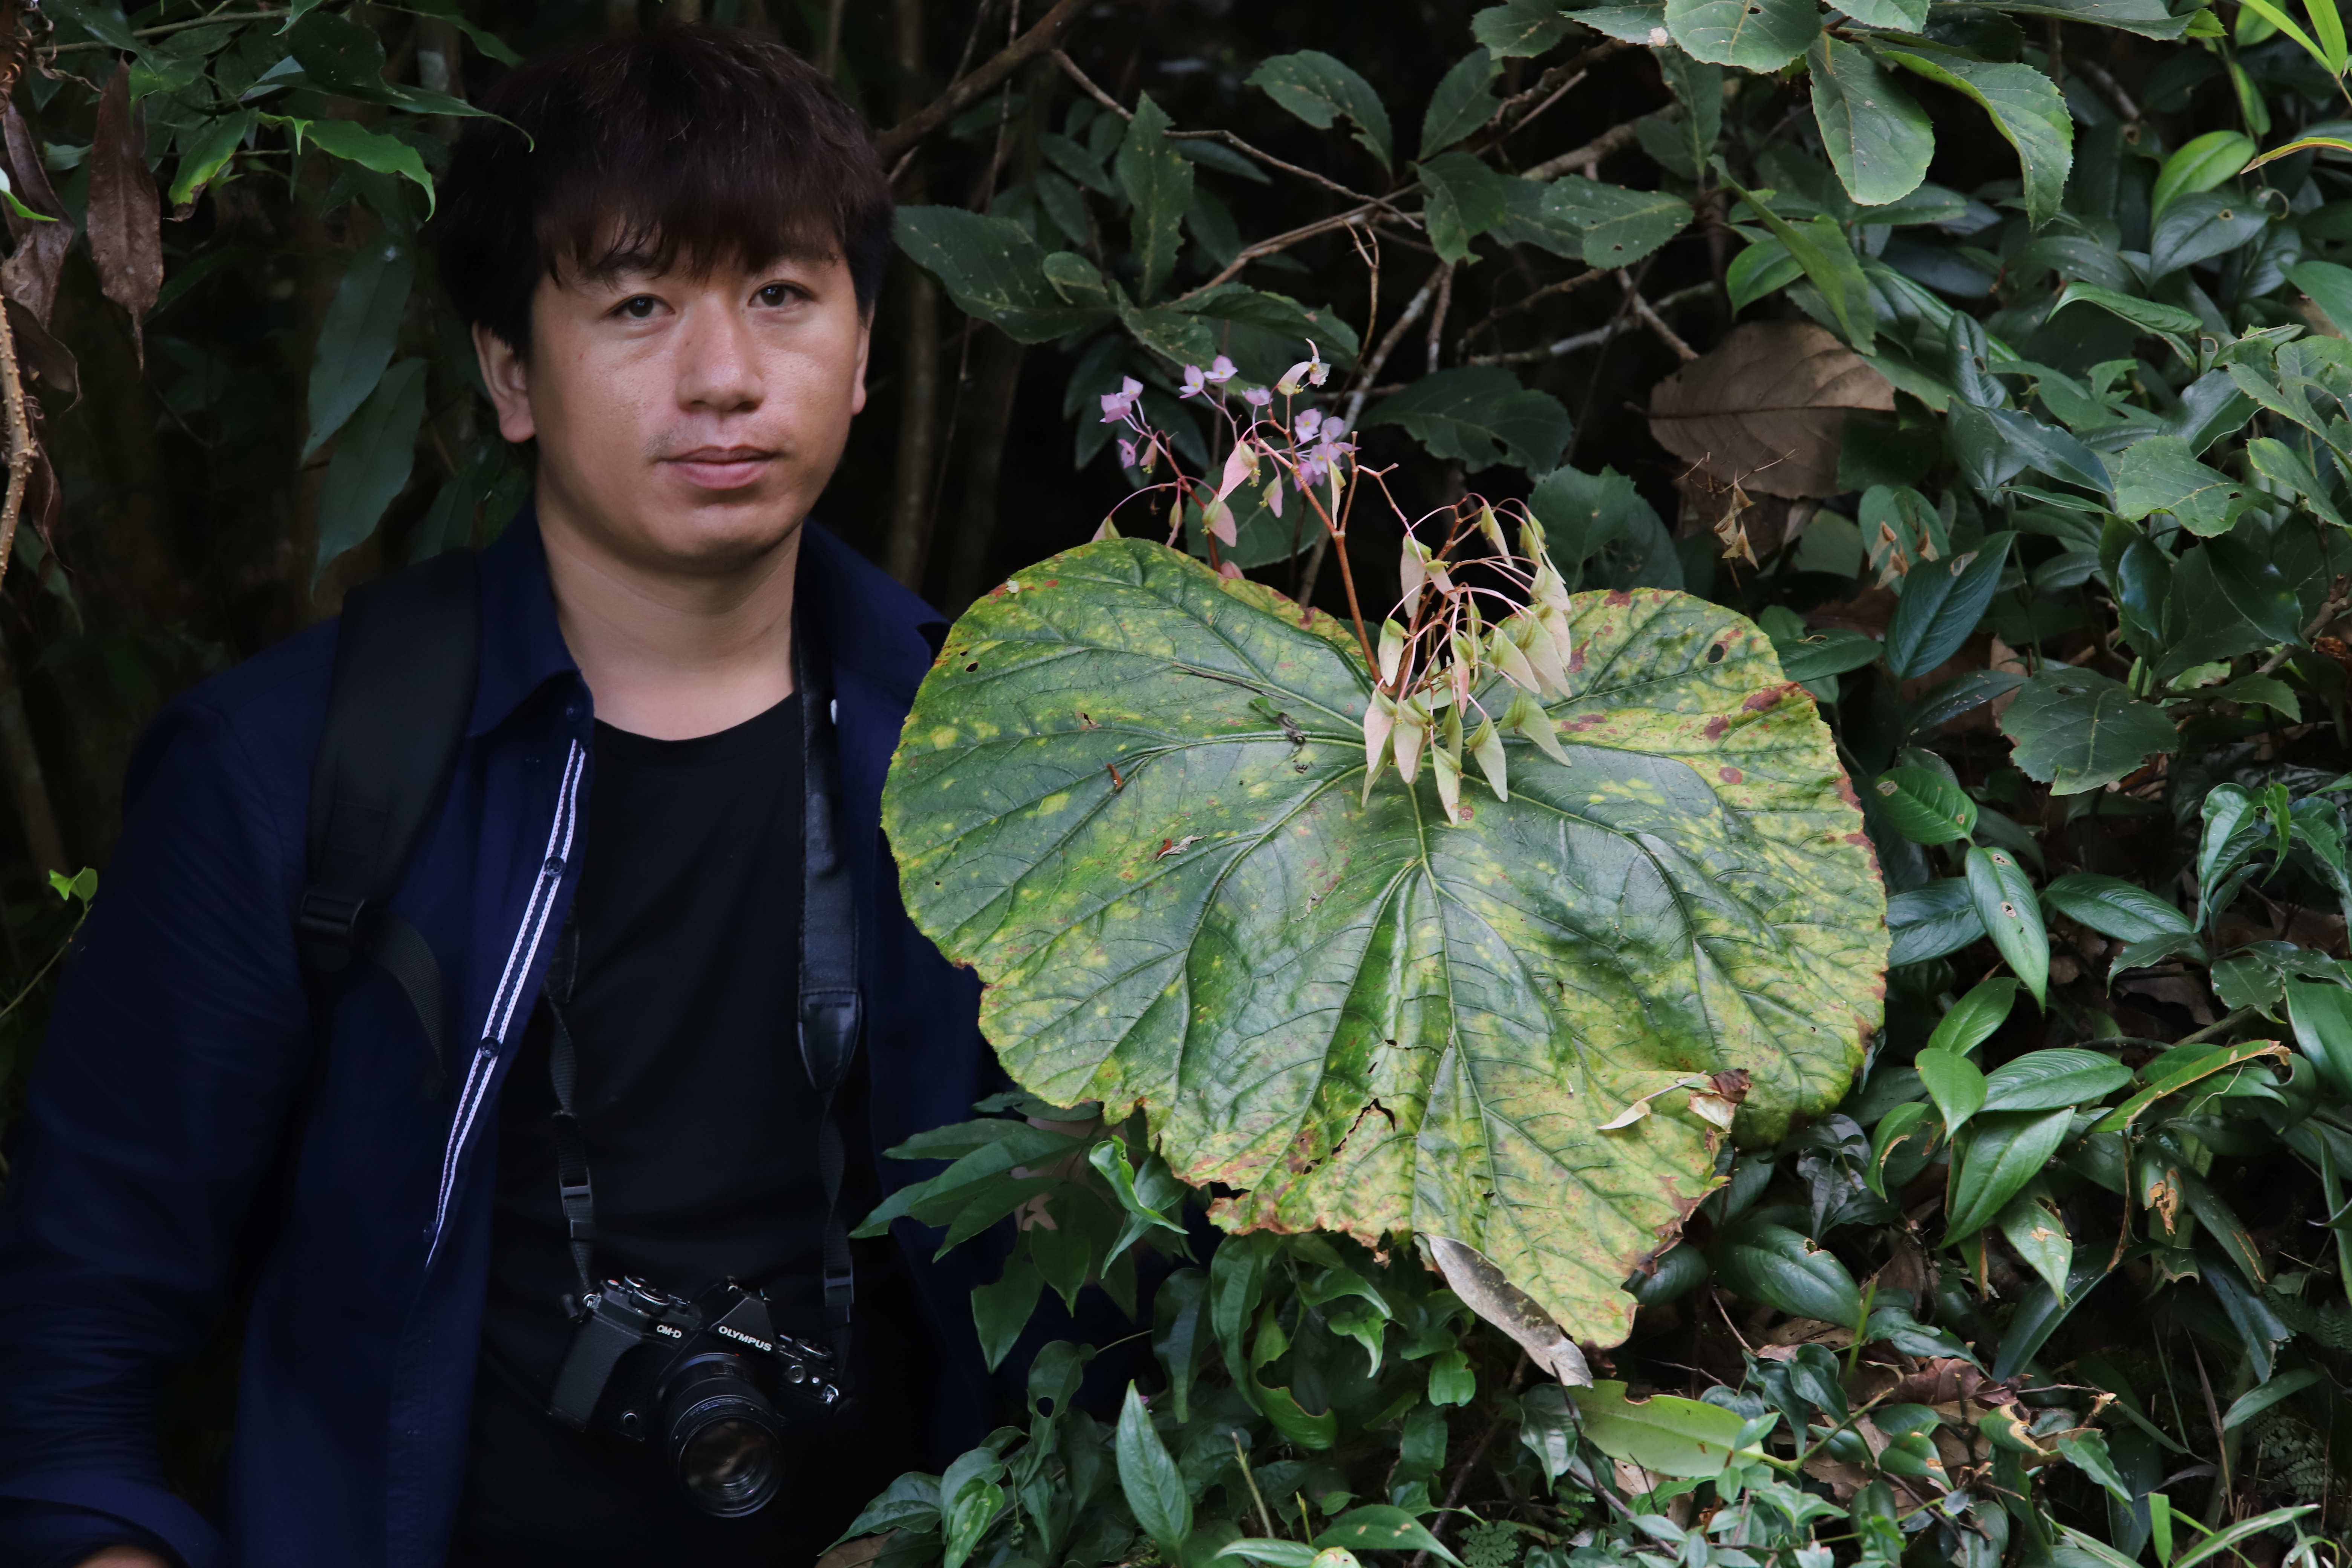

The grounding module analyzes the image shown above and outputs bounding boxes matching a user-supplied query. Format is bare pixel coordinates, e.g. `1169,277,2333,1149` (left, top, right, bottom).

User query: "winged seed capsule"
1377,619,1407,686
1392,696,1430,784
1398,537,1428,602
1470,716,1508,801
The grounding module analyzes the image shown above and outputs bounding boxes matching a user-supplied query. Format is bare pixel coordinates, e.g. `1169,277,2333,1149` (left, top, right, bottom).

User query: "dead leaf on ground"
1648,321,1895,499
2,105,72,328
86,64,162,363
816,1535,894,1568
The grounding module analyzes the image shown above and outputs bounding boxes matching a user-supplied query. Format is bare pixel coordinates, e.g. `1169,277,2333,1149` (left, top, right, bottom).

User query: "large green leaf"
1368,366,1573,474
896,206,1116,343
1544,178,1695,269
1999,666,2180,794
1567,1381,1759,1477
303,237,414,462
2113,435,2253,535
314,356,426,579
1873,43,2073,228
1421,47,1501,156
1421,150,1511,264
883,541,1886,1344
1666,0,1821,70
1809,35,1934,207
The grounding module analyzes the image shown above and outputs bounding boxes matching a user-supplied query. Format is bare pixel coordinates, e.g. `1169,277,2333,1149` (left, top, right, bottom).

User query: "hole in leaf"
1707,643,1726,664
966,661,980,672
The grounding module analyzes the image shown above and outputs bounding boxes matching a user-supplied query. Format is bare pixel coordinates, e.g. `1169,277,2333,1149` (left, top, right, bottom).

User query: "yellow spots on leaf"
930,726,960,751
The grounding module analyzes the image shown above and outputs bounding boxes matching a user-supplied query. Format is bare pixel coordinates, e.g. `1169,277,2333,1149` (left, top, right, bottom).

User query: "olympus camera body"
547,1276,842,1516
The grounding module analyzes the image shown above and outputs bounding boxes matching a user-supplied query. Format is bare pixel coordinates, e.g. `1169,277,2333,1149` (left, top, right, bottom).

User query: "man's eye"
756,283,797,307
619,296,660,319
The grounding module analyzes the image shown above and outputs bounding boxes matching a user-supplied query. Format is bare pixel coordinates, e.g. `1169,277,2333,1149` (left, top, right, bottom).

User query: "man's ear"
473,322,537,443
848,311,871,418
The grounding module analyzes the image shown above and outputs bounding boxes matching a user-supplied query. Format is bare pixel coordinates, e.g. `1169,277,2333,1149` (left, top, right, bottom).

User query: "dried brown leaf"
86,65,162,360
2,104,71,327
1647,321,1894,500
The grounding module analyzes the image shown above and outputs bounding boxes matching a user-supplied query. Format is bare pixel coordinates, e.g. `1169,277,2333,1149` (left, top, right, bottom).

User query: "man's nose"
674,302,764,413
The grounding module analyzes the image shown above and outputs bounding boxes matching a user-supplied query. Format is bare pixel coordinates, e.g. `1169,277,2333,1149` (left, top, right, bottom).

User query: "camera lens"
659,1353,784,1517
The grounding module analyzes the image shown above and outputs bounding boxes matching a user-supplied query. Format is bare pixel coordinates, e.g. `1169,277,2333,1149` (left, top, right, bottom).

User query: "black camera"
546,1276,843,1517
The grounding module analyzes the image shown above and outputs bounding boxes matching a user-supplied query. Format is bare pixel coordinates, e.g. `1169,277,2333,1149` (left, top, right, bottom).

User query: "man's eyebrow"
577,247,664,285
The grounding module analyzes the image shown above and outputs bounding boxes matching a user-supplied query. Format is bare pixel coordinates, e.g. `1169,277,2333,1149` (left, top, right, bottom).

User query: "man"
0,27,995,1568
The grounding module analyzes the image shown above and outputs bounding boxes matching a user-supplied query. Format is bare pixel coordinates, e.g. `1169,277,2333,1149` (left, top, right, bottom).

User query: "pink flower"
1099,377,1143,423
1180,365,1208,398
1240,386,1272,408
1295,408,1324,441
1205,355,1237,384
1117,437,1139,469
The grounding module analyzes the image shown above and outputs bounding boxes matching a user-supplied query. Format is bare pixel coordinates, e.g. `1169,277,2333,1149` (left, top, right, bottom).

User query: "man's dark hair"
432,25,893,355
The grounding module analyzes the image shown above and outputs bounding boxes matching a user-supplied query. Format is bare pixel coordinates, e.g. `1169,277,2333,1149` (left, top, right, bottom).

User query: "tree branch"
873,0,1089,162
1465,281,1713,366
1184,204,1398,296
1521,108,1671,184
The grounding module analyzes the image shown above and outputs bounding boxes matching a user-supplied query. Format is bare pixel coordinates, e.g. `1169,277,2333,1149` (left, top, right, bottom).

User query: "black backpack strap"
796,610,863,1363
299,549,482,1094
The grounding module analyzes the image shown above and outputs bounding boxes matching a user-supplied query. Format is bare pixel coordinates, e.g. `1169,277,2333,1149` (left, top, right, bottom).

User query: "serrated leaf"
1666,0,1820,70
1475,0,1579,55
291,116,436,214
1874,44,2072,229
1119,94,1191,302
304,239,414,462
1873,765,1977,844
2000,666,2179,795
1838,0,1928,24
1247,51,1393,169
1809,35,1934,207
1967,844,2050,1006
1421,149,1511,263
1369,366,1572,474
1422,48,1501,156
883,542,1885,1346
2114,435,2254,535
1543,177,1694,269
897,206,1115,343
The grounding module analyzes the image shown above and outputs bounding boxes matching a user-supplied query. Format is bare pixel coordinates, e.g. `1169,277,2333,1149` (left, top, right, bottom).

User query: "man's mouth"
663,446,778,491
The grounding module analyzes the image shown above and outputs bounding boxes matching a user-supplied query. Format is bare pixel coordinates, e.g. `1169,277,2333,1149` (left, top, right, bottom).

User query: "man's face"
476,239,871,575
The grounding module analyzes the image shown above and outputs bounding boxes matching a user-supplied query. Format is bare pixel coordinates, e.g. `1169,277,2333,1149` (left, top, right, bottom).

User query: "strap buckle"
296,886,368,971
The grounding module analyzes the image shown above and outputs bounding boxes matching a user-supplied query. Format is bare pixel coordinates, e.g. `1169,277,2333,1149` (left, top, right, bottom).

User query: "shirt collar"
465,500,950,739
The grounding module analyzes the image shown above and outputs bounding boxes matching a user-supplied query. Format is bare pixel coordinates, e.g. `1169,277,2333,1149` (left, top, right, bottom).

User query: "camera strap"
538,608,864,1363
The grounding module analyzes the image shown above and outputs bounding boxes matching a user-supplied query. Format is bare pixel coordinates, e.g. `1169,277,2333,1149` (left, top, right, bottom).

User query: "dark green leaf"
2205,536,2306,644
1544,177,1694,268
1474,0,1578,55
2288,259,2352,335
304,237,414,461
1809,35,1934,207
1947,1107,2075,1237
2001,666,2180,795
897,206,1116,343
314,356,426,579
1774,628,1882,683
1888,878,1987,965
1926,977,2018,1056
1368,366,1572,473
2043,873,2191,942
1246,51,1393,169
1420,149,1510,263
1981,1049,2133,1112
1665,0,1820,69
1916,1048,1988,1132
2147,190,2269,277
1116,1384,1191,1553
1118,95,1191,302
1872,764,1978,845
972,1257,1044,1371
1874,43,2072,228
292,118,435,213
1421,49,1501,156
2000,1181,2075,1300
1884,532,2015,680
1713,1220,1864,1322
2113,435,2253,534
1966,844,2050,1006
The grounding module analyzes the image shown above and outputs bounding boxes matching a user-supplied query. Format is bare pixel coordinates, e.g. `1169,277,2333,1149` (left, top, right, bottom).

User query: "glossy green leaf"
291,118,436,213
2288,981,2352,1101
1888,878,1988,966
1368,366,1572,474
1967,845,2050,1007
1544,177,1694,269
1721,179,1876,351
883,542,1885,1345
1118,95,1191,302
1874,43,2073,228
1998,1180,2074,1300
2043,873,2192,943
1916,1048,1988,1133
1867,1101,1936,1197
1872,765,1977,844
1981,1049,2133,1112
1713,1220,1864,1323
303,237,414,462
1773,628,1881,683
2205,536,2306,645
1421,48,1500,156
1566,1380,1759,1477
1883,532,2015,680
2001,667,2180,795
2152,130,2256,215
2223,1367,2320,1431
897,207,1116,343
1809,35,1934,207
1727,236,1804,312
2147,191,2268,277
1926,977,2019,1057
1420,150,1511,264
972,1257,1045,1371
1246,51,1393,169
1947,1107,2075,1238
168,109,255,211
2113,435,2252,535
1665,0,1819,70
2245,438,2346,527
1317,1506,1463,1564
1116,1383,1191,1553
2050,282,2202,365
2288,259,2352,336
314,357,426,579
1836,0,1929,27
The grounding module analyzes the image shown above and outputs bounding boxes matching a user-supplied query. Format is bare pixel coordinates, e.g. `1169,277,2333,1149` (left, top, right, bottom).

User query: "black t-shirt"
452,694,940,1567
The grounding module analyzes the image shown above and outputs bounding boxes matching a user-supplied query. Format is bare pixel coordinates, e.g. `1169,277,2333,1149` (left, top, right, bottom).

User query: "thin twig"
1165,127,1404,210
46,9,281,52
1521,109,1671,183
1424,262,1456,375
2258,580,2348,673
1461,267,1609,342
1623,271,1699,361
1343,262,1448,427
2073,54,2142,121
1051,47,1129,119
1489,69,1587,150
1185,204,1393,295
2174,1006,2258,1047
874,0,1089,161
1466,281,1714,366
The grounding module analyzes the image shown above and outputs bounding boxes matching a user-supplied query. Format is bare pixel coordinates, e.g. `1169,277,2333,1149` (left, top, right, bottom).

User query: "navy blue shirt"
0,514,998,1568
